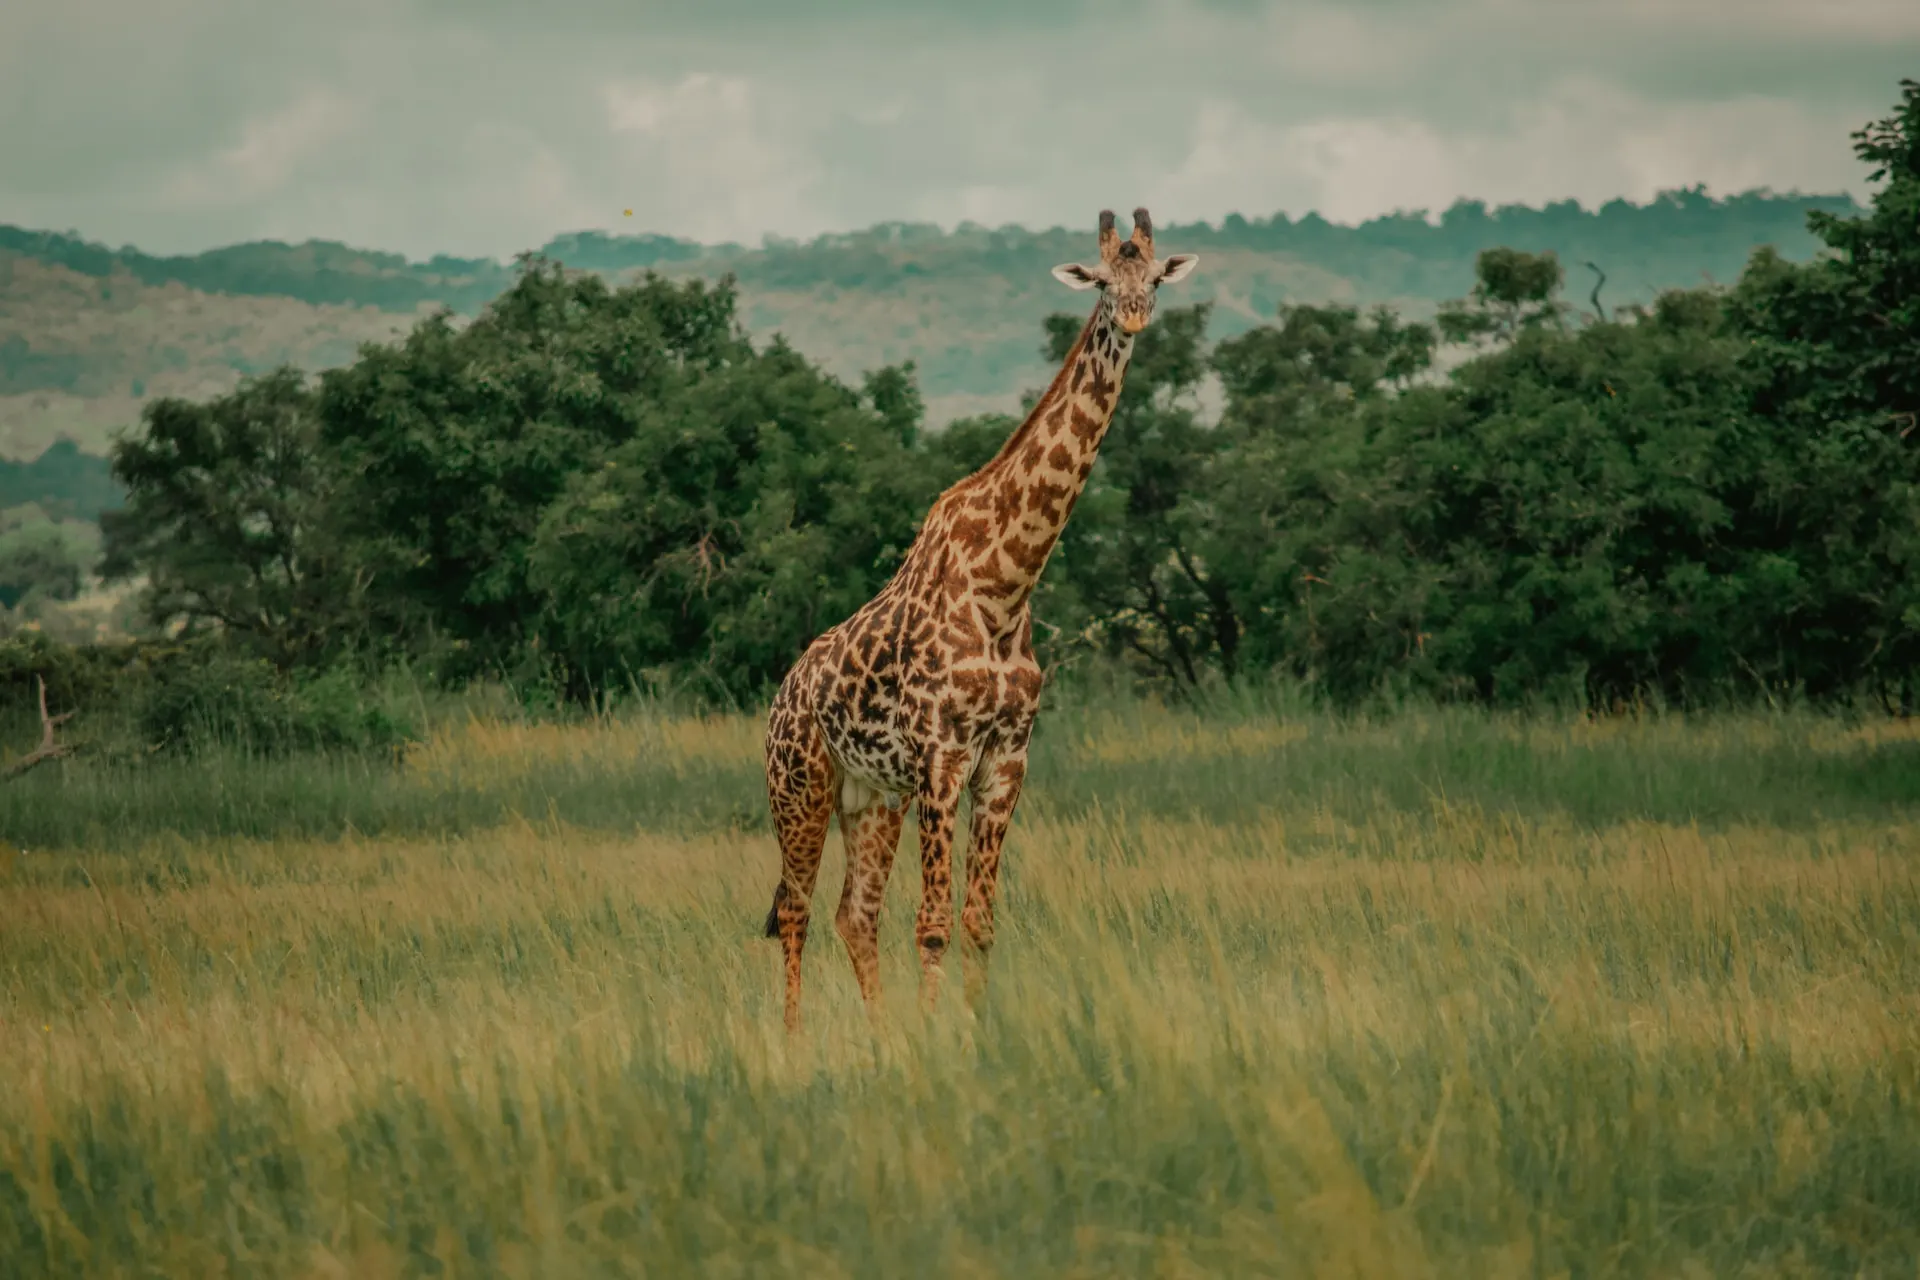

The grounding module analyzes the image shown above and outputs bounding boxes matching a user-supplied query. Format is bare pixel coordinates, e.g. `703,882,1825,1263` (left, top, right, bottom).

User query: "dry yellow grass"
1,705,1917,1276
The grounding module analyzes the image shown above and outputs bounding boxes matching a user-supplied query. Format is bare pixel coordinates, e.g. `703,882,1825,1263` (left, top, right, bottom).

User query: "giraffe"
760,207,1199,1031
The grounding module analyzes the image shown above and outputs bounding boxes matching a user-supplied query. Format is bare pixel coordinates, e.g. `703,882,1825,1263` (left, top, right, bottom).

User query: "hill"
0,252,430,460
0,186,1859,461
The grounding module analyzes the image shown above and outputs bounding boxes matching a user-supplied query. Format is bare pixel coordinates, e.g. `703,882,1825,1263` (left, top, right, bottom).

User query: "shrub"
134,651,416,757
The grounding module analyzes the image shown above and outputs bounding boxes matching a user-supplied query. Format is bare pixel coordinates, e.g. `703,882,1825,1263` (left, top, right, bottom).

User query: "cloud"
159,90,363,209
0,0,1912,258
601,73,825,245
1158,75,1868,225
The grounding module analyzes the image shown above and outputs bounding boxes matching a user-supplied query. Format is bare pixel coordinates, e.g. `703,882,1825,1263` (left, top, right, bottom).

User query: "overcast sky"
3,0,1915,260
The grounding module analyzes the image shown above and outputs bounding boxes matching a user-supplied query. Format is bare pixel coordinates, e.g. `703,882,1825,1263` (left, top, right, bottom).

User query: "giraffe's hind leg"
912,746,972,1011
962,740,1030,1008
834,795,907,1013
763,684,836,1034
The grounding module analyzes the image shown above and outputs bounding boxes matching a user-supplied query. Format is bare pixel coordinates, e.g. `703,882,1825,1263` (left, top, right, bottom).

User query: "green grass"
2,695,1918,1276
8,691,1920,850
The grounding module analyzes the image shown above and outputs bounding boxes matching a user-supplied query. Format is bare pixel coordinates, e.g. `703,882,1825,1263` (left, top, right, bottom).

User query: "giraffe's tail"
762,880,789,938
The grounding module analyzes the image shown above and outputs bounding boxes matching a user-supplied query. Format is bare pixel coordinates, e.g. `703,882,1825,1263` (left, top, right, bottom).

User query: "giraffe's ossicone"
761,208,1200,1031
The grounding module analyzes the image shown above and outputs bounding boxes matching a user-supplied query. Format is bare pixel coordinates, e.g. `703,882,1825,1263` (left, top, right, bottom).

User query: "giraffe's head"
1050,207,1199,335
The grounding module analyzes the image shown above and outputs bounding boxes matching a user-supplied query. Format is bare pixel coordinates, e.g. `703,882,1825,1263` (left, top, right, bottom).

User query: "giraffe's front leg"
913,748,970,1010
962,744,1028,1008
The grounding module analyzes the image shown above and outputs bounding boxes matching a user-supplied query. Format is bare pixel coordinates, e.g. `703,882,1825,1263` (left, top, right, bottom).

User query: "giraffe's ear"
1154,253,1199,285
1051,262,1108,291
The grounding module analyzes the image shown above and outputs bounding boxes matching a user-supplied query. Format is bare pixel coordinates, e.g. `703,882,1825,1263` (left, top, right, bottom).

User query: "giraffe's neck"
955,294,1134,629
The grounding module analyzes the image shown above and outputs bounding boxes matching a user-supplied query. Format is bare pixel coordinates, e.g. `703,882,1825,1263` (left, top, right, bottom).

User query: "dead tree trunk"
3,677,77,781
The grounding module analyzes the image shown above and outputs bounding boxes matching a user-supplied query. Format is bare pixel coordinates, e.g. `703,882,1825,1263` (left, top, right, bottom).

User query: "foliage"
97,367,368,667
0,631,154,715
51,81,1920,716
527,339,942,703
315,259,749,680
0,505,92,610
1721,77,1920,709
310,257,950,702
1204,287,1775,703
1195,301,1442,693
1434,247,1571,344
132,648,415,757
1035,303,1240,684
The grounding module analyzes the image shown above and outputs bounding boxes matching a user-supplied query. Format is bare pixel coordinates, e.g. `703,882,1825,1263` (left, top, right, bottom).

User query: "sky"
2,0,1916,261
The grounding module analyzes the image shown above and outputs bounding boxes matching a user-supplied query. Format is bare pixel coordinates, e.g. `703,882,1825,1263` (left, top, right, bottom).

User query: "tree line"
19,80,1920,722
2,189,1852,322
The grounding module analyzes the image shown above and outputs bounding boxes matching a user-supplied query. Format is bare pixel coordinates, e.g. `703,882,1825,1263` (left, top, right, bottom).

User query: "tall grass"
8,690,1920,851
2,699,1918,1275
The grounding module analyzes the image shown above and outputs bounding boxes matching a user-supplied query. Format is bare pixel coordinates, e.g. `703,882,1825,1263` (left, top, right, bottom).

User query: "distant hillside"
0,438,119,521
0,252,430,460
0,186,1859,460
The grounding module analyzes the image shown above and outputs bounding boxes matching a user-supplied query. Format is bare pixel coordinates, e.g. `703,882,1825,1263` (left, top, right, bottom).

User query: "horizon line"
0,182,1864,270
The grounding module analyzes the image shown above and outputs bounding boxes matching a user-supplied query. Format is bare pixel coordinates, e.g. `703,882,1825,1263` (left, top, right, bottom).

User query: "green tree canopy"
98,367,362,665
315,257,750,674
526,338,941,702
81,81,1920,715
0,508,89,612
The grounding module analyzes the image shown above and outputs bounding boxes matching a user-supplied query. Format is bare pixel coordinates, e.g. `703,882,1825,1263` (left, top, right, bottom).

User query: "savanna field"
3,692,1919,1277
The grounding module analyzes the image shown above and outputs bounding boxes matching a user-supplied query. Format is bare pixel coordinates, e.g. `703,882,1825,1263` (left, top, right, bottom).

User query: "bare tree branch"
3,677,78,782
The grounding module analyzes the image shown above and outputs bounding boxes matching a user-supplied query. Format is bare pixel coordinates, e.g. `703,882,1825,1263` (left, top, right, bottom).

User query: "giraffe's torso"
777,521,1046,808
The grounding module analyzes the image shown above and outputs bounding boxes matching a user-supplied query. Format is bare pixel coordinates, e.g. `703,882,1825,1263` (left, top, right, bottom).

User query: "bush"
135,651,416,757
0,632,155,716
0,508,93,610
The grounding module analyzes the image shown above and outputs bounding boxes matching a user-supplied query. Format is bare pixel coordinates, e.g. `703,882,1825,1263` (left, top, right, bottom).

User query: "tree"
862,360,923,448
317,257,747,676
1206,287,1775,705
1205,303,1442,696
97,368,363,665
1724,78,1920,706
526,345,937,702
54,83,1920,714
1036,302,1236,686
1436,248,1570,346
922,412,1018,481
1213,300,1437,421
0,509,88,610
